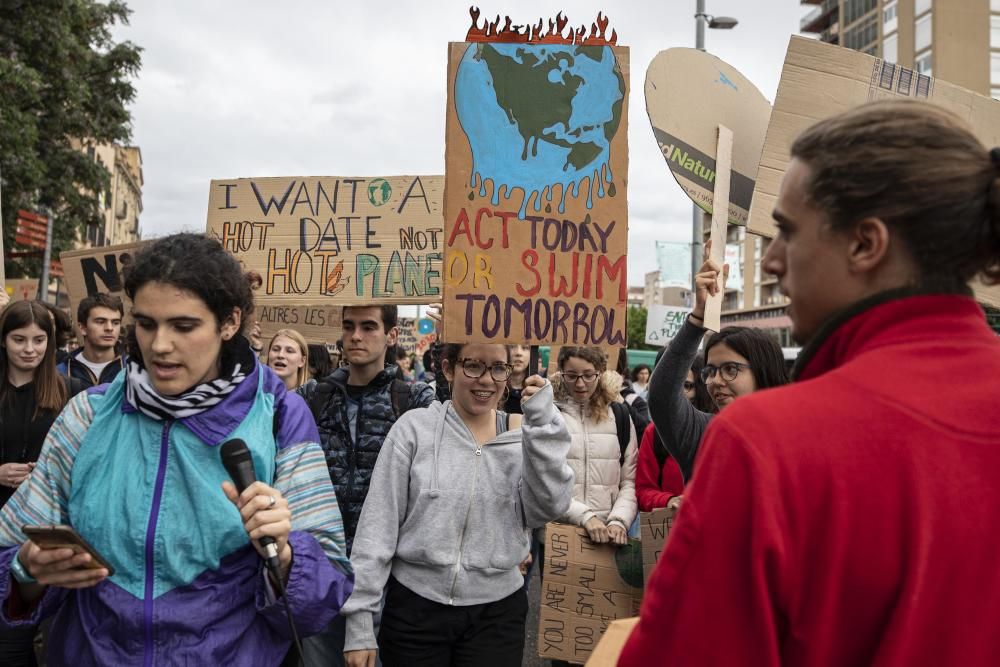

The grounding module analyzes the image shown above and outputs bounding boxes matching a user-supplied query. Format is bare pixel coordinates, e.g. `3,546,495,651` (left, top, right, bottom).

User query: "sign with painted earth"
444,41,630,346
456,43,624,218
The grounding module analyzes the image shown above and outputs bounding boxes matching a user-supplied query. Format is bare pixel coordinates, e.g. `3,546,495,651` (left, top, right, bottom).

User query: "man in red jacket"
621,101,1000,666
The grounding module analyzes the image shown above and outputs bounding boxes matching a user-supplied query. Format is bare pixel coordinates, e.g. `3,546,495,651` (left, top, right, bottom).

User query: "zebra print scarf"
124,344,253,421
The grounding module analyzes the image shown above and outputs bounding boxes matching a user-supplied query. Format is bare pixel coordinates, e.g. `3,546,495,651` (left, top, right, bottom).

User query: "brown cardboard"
205,176,444,306
645,48,771,226
60,241,147,312
256,304,343,346
538,522,643,663
640,506,678,586
748,36,1000,308
584,617,640,667
443,43,630,346
702,125,734,333
5,279,40,301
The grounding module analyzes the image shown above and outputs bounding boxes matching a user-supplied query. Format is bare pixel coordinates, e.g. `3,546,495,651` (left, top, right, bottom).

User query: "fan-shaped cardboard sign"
645,48,771,226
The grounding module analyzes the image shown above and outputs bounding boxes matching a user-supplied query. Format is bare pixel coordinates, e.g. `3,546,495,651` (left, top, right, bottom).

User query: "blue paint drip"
454,43,624,219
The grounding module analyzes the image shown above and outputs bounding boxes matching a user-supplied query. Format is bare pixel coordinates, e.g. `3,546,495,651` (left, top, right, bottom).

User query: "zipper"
143,420,172,667
447,417,486,605
342,391,358,510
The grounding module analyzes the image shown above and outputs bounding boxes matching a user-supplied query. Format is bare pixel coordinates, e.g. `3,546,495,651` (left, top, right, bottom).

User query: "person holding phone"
0,234,353,665
0,301,83,665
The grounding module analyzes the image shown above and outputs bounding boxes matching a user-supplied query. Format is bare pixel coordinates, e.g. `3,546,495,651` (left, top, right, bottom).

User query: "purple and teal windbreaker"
0,362,353,666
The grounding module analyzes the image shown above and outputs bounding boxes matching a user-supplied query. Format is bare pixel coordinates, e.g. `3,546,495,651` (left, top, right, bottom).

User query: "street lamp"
691,1,738,298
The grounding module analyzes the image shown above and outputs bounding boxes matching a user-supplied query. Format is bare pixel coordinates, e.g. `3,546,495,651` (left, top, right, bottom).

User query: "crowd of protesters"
0,101,996,667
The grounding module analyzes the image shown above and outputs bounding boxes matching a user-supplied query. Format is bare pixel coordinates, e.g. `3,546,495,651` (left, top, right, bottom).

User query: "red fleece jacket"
620,294,1000,666
635,423,685,512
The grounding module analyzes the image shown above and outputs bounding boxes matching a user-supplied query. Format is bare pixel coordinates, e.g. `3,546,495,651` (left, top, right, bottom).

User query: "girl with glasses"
646,249,789,483
552,347,638,547
343,342,573,667
635,356,714,514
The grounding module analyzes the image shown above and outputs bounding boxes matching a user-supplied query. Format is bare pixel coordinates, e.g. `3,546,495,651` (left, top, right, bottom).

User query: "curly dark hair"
122,234,255,363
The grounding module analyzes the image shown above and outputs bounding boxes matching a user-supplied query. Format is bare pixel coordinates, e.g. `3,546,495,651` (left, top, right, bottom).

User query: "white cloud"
117,0,801,281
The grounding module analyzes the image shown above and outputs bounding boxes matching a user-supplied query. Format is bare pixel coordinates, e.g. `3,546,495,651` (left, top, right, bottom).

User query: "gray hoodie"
342,382,573,651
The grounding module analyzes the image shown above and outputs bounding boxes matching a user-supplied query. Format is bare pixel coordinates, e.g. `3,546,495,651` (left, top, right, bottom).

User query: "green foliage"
0,0,141,277
626,306,656,350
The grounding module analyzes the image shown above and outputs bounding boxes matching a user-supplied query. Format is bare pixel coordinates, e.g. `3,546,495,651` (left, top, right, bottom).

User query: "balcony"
801,0,839,33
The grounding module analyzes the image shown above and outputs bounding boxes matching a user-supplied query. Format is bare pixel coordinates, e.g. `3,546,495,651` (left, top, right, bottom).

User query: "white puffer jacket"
556,399,639,530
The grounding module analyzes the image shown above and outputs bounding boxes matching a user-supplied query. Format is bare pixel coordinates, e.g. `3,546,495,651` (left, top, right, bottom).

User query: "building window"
845,14,878,51
915,14,932,52
883,33,898,63
916,50,933,76
844,0,877,26
992,53,1000,85
883,0,898,34
992,16,1000,49
993,0,1000,12
915,0,932,16
993,87,1000,100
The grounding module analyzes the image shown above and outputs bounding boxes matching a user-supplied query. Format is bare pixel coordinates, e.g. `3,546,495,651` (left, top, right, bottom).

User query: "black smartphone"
22,525,116,576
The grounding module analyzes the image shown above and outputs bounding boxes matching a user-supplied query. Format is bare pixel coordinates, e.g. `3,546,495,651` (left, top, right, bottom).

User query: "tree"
626,305,656,350
0,0,141,278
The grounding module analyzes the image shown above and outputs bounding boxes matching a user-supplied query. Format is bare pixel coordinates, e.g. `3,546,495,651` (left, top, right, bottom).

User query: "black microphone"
220,438,306,663
220,438,280,571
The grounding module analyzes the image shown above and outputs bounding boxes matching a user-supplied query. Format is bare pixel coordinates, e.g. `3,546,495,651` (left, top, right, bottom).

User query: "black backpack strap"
390,379,412,419
610,401,631,466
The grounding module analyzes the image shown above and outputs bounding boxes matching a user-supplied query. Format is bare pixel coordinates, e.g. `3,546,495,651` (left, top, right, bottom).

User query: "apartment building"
718,0,998,344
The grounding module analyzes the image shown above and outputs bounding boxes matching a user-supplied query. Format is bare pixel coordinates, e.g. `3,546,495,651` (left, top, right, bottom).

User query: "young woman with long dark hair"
0,301,81,666
646,252,789,482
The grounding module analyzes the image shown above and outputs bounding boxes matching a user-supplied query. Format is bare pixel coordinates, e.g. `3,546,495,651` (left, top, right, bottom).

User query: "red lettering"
494,211,517,249
597,255,627,301
474,207,494,250
517,250,542,296
447,208,474,247
582,254,594,299
549,252,580,298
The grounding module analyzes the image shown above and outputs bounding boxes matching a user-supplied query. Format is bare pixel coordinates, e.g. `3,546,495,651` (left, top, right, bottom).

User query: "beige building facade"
76,141,143,248
718,0,996,345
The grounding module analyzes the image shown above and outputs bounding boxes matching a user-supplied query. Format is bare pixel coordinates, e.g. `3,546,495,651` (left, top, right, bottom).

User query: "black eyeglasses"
457,358,512,382
558,371,600,384
682,381,695,391
700,362,752,383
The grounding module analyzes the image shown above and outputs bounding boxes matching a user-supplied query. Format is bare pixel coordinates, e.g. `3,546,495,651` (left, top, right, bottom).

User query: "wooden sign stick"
703,124,734,333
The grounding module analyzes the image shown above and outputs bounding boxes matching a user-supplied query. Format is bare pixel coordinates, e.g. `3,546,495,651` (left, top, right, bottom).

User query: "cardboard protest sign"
655,240,691,289
443,24,630,346
748,36,1000,310
584,617,640,667
640,506,679,585
256,304,343,346
5,279,39,301
395,317,418,355
538,522,643,663
413,317,438,357
60,241,147,310
205,176,443,306
645,48,771,226
644,305,693,347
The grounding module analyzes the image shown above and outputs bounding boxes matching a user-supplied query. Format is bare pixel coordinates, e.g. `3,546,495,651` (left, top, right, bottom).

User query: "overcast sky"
114,0,805,285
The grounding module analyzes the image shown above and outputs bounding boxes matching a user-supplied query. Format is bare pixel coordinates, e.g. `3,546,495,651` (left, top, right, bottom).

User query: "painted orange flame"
465,7,618,45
